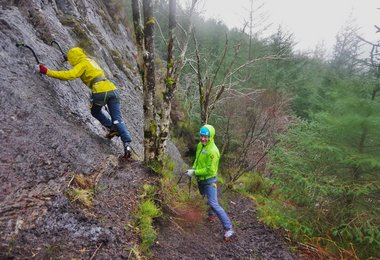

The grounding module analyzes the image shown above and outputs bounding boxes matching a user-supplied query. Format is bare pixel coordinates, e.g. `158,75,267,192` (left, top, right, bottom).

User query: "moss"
145,17,156,25
59,16,96,57
167,59,174,68
165,77,176,87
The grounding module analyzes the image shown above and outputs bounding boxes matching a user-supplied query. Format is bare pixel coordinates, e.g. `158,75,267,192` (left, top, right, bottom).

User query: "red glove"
39,64,48,74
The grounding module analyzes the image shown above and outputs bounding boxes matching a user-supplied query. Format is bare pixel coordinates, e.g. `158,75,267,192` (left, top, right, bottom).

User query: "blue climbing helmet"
199,126,210,137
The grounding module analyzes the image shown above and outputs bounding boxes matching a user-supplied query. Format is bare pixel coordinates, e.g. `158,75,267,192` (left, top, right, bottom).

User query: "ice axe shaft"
51,40,68,61
175,173,192,198
176,172,187,185
188,176,191,198
16,43,40,64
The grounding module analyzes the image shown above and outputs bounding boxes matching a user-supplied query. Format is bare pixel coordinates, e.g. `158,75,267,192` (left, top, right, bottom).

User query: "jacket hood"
67,47,87,66
201,124,215,143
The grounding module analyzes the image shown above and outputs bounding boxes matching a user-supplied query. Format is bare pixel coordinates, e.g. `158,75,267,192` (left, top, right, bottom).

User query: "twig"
67,174,75,187
169,217,186,234
242,208,255,213
155,19,168,46
90,242,103,260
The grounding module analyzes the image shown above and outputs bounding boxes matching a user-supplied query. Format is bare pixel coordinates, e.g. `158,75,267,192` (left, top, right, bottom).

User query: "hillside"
0,1,297,259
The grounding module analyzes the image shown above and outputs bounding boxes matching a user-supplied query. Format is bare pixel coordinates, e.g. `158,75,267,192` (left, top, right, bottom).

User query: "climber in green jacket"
38,47,132,158
185,124,234,240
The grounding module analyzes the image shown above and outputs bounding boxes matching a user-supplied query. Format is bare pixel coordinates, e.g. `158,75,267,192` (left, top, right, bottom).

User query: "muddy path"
152,191,297,260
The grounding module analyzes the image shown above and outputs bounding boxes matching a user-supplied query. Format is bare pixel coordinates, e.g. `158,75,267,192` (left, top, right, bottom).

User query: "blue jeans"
198,177,232,231
90,90,132,144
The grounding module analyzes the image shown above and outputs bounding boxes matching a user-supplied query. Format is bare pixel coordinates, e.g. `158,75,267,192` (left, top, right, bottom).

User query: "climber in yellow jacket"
38,47,132,158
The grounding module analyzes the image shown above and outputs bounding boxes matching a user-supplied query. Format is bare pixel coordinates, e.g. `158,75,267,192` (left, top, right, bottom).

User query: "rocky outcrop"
0,0,149,258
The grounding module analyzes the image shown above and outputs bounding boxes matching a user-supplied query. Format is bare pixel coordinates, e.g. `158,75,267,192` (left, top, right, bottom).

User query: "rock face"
0,1,152,258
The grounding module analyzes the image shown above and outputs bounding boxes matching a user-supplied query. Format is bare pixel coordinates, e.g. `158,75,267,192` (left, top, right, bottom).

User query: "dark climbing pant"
90,90,132,144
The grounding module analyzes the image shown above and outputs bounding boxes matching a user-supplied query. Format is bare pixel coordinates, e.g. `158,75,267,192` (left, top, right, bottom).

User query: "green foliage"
332,219,380,249
256,196,315,239
135,184,162,255
66,188,94,208
142,184,158,198
235,172,274,197
146,156,176,179
269,107,380,258
137,199,162,252
234,172,314,239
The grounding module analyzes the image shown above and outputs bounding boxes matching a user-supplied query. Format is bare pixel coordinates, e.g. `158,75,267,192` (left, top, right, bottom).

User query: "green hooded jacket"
192,124,220,181
46,47,116,93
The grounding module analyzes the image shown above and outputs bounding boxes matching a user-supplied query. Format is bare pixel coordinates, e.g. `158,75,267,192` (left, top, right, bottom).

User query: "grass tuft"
67,188,94,208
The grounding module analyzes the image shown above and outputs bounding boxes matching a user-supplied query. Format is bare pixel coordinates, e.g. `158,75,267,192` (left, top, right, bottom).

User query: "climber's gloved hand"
185,169,195,177
39,64,48,74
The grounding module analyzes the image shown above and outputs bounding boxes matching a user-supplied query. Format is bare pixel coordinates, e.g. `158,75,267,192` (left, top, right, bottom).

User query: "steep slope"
0,0,151,258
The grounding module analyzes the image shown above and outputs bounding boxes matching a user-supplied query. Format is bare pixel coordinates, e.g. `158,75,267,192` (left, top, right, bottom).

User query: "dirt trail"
152,191,296,260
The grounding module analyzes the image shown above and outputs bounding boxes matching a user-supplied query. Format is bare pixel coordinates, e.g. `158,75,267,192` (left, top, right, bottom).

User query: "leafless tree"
157,0,198,161
219,89,291,184
132,0,157,161
190,31,280,124
132,0,198,162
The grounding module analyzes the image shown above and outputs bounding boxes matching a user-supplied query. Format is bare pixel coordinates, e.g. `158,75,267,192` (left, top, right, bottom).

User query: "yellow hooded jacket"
46,47,116,93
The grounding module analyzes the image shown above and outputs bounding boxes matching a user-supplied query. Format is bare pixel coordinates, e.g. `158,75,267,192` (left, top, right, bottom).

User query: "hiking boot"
224,229,234,241
124,143,132,158
106,127,120,139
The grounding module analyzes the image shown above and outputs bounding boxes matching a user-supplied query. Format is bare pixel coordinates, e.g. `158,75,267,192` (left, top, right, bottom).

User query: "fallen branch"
90,242,103,260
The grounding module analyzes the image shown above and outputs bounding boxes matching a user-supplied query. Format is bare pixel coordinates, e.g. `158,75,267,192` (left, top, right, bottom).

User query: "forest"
125,0,380,258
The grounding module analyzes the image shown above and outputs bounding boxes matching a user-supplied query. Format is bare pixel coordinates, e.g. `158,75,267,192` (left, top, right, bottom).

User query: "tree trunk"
132,0,144,52
157,0,197,160
157,0,176,161
131,0,145,85
142,0,157,162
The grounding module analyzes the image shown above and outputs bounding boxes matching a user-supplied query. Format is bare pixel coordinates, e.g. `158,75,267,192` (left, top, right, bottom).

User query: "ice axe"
51,40,68,62
176,171,187,185
16,42,40,64
188,176,191,198
176,172,192,198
